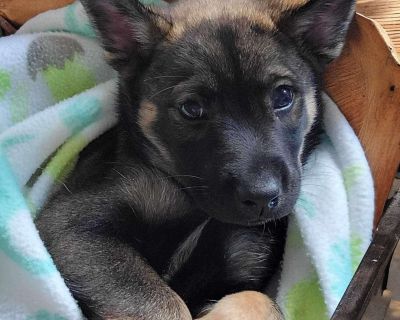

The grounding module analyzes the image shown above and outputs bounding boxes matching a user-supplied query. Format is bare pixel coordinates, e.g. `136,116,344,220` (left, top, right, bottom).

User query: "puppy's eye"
179,101,206,120
271,85,294,111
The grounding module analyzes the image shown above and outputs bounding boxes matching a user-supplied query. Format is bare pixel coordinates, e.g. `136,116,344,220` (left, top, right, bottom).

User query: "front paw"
196,291,283,320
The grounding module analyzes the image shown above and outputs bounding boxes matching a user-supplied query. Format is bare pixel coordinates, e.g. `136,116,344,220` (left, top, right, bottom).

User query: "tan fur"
297,88,318,165
138,100,158,132
138,100,172,163
105,291,191,320
267,0,309,13
175,293,194,320
196,291,284,320
168,0,275,39
164,0,310,39
304,88,318,129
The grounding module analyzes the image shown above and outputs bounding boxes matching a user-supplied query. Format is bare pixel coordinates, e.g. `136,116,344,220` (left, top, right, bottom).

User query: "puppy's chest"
165,221,278,285
223,231,277,284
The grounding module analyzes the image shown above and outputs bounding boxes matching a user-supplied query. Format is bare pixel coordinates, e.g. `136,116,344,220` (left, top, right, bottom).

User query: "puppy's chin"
206,210,291,226
191,195,295,227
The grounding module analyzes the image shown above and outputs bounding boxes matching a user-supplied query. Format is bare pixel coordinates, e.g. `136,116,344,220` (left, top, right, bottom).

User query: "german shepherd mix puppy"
36,0,355,319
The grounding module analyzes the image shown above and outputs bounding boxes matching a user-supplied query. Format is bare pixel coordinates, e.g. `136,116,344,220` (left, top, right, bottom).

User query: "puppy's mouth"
183,185,297,226
193,199,292,227
246,210,292,226
176,176,297,226
226,208,290,226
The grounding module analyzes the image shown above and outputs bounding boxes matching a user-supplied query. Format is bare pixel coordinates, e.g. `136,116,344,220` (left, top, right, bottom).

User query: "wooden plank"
324,14,400,225
0,0,75,26
357,0,400,56
331,191,400,320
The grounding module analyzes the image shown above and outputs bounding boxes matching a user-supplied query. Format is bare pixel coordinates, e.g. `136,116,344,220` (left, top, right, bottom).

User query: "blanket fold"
0,2,374,319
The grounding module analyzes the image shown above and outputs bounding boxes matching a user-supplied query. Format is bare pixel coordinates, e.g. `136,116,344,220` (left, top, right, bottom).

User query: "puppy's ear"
279,0,356,65
82,0,171,70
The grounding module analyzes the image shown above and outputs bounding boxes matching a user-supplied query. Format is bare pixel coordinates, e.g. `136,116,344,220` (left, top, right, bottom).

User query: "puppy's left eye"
179,101,206,120
271,85,294,111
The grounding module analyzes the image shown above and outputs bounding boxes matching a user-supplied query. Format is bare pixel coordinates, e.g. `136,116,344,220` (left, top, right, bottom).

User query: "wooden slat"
357,0,400,55
331,192,400,319
0,0,75,26
324,14,400,225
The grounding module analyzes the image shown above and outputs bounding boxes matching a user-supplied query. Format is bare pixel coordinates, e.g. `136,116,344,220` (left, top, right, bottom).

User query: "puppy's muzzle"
236,172,282,220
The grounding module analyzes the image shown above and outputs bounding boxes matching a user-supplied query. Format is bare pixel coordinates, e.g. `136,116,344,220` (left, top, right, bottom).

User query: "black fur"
36,0,355,319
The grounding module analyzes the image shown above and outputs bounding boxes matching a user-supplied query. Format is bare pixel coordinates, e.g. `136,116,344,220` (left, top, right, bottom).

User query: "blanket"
0,2,374,319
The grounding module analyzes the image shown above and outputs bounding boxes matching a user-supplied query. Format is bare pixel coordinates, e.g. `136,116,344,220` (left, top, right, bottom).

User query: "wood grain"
325,14,400,225
357,0,400,56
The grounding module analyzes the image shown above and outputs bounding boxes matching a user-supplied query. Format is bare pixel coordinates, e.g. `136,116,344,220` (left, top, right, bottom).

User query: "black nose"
238,176,281,216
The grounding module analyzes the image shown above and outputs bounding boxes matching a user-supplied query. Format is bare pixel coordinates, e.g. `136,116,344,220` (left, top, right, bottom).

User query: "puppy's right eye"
179,101,206,120
271,85,294,111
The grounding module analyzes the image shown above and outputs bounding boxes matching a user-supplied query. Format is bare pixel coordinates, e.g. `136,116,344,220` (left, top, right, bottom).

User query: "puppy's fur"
36,0,355,319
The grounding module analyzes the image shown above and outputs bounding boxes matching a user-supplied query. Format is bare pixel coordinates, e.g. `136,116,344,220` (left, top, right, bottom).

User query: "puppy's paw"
196,291,283,320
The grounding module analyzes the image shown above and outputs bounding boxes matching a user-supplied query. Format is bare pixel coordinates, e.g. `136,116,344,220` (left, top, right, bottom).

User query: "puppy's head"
83,0,355,225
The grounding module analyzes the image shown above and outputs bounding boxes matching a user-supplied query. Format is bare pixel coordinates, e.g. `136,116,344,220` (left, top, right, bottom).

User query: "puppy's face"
84,0,355,225
137,21,316,225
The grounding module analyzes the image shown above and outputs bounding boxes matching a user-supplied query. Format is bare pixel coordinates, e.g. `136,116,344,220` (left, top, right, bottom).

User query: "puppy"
36,0,355,319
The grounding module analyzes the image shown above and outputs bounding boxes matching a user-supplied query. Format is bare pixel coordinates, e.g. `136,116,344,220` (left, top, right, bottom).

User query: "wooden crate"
328,4,400,318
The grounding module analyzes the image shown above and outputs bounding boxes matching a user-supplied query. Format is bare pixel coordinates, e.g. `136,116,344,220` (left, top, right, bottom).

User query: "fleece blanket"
0,2,374,319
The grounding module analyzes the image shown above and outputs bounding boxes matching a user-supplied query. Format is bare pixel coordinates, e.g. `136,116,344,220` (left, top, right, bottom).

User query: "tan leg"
106,293,192,320
196,291,283,320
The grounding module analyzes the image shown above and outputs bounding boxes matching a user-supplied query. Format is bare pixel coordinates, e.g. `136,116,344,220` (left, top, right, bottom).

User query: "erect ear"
81,0,171,70
279,0,356,66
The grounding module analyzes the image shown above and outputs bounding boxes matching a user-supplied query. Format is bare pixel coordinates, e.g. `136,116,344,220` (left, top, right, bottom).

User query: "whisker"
112,168,128,180
300,183,329,188
298,189,330,197
61,182,72,194
179,186,209,190
143,75,186,82
157,174,204,181
149,85,179,99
